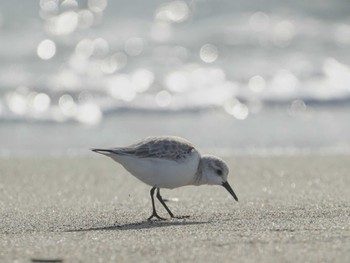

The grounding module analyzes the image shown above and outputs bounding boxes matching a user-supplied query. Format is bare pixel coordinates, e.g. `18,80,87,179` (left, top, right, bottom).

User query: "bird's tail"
91,148,114,155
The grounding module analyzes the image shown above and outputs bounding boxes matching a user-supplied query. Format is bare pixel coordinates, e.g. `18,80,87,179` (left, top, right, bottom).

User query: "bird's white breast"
111,151,201,189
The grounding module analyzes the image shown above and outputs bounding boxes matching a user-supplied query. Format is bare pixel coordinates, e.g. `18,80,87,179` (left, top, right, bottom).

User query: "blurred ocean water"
0,0,350,155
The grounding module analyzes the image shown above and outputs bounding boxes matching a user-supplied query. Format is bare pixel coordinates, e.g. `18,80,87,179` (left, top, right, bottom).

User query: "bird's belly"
114,153,200,189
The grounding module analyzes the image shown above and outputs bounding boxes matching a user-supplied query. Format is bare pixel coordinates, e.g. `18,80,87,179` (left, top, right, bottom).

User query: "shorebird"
92,136,238,220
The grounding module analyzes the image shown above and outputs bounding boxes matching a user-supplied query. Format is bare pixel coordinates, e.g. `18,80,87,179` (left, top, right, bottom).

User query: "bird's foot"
147,213,166,221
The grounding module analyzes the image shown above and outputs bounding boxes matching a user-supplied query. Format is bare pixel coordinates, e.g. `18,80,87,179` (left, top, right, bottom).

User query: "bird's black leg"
156,188,190,219
147,187,166,221
156,188,175,218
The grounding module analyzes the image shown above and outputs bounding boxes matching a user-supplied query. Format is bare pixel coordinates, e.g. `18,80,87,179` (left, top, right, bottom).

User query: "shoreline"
2,145,350,159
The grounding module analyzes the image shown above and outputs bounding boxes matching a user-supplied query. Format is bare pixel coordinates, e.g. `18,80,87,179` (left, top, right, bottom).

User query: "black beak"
222,181,238,202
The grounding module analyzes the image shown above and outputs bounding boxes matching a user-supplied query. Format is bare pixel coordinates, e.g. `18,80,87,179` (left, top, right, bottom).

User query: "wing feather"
110,136,195,161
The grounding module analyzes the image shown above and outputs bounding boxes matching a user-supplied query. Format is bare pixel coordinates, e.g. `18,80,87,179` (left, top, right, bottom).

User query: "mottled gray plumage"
109,136,195,162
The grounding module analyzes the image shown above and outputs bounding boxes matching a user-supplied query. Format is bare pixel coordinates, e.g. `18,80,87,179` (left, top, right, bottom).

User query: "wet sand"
1,155,350,262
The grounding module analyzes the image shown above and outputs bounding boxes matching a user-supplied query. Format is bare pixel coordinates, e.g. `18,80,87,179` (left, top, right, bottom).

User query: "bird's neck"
193,159,207,185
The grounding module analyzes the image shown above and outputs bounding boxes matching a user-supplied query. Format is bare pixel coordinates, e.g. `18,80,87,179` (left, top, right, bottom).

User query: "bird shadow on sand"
65,219,208,232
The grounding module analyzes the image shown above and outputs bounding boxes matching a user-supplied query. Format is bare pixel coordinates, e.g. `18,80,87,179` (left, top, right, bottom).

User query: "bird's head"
200,155,238,201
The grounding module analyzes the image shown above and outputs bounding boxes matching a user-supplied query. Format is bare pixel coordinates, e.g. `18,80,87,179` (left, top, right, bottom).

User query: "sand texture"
1,155,350,262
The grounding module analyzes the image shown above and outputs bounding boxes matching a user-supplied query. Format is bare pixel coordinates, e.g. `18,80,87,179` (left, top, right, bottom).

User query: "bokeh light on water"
155,0,190,24
249,75,266,93
200,44,218,63
37,39,56,60
0,0,350,126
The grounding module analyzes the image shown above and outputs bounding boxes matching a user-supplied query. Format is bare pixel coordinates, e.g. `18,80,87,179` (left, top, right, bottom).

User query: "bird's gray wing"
110,136,195,161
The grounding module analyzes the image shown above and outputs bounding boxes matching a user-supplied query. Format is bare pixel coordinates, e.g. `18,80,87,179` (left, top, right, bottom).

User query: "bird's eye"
216,169,223,176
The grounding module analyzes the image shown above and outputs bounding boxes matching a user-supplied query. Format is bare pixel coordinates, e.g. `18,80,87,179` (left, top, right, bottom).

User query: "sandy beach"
1,154,349,262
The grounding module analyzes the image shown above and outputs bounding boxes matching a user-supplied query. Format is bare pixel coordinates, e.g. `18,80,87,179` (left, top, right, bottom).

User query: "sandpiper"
92,136,238,220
